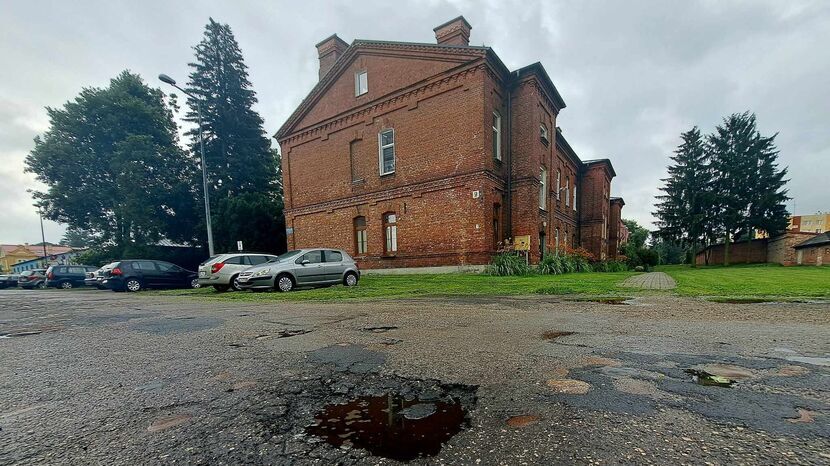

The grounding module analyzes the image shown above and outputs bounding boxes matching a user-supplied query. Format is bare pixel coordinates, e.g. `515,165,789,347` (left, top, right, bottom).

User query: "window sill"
380,171,395,177
381,253,397,258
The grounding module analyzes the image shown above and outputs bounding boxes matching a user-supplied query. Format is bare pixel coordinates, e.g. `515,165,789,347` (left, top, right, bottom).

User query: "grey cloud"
1,0,827,244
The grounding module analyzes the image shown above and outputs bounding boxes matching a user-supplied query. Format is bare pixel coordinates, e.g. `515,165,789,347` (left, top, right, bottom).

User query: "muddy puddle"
306,393,468,461
568,297,631,305
685,369,735,388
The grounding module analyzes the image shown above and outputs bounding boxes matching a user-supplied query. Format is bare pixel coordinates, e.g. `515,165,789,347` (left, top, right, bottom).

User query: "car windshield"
269,250,301,263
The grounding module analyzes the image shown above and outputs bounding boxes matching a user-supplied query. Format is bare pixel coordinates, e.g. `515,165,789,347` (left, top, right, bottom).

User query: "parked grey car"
198,253,280,291
236,249,359,292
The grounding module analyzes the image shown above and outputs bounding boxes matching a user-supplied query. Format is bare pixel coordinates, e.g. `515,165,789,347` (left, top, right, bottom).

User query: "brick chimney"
315,34,349,80
434,16,471,46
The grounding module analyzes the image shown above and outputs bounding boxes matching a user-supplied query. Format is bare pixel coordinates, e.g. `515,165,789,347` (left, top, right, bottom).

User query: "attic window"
355,70,368,96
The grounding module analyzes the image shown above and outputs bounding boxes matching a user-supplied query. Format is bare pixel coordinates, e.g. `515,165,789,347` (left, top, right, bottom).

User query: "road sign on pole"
237,241,243,251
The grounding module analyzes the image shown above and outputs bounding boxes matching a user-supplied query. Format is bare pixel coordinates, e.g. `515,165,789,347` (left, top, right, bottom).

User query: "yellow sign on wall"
514,235,531,251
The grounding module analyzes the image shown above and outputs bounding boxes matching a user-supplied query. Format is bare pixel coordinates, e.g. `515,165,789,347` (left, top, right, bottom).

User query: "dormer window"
355,70,368,96
540,124,549,145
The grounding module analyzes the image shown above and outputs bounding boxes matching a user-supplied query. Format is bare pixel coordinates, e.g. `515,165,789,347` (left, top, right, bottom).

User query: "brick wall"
768,232,820,265
278,22,622,269
695,239,768,265
578,164,611,260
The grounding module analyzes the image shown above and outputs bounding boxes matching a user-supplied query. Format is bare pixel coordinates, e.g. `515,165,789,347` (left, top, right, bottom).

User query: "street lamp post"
159,74,215,256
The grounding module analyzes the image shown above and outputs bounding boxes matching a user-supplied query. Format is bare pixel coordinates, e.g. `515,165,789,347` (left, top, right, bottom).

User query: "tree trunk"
723,232,730,266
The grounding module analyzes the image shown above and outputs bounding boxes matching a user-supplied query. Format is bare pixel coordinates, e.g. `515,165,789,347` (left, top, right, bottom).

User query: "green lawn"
159,271,637,302
656,263,830,297
156,264,830,302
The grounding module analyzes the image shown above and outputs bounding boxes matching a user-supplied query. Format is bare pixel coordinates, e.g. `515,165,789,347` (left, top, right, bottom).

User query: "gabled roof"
582,159,617,178
274,36,570,141
794,232,830,249
513,62,567,111
274,39,496,140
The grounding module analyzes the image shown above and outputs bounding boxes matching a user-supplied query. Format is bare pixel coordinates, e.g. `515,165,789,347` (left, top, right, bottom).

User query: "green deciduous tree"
25,71,199,249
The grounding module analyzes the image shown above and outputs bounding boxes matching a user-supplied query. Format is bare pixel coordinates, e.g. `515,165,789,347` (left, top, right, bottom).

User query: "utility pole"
39,211,48,266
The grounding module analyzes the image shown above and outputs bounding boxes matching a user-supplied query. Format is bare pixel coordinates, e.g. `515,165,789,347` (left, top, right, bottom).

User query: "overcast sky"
2,0,828,244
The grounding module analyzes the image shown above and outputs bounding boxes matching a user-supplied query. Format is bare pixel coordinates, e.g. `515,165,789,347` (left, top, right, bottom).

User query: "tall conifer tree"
185,18,285,253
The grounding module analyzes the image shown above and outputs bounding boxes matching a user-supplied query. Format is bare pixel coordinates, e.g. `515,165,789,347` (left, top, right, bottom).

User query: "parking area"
1,289,828,464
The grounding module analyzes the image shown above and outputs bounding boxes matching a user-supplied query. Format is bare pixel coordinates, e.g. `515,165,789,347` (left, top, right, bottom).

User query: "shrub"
538,254,565,275
486,252,533,276
592,260,628,272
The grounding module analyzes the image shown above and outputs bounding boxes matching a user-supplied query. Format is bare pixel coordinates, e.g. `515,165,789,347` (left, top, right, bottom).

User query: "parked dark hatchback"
101,260,199,292
18,269,47,289
0,274,20,289
45,265,99,289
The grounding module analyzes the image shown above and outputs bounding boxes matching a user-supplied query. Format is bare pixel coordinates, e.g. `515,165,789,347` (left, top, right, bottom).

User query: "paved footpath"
621,271,677,290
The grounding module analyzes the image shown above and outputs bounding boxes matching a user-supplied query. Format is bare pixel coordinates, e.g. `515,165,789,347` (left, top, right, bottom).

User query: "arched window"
354,216,367,254
383,213,398,253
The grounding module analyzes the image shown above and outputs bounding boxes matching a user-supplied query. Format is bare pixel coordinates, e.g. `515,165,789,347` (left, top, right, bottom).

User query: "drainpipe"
505,72,515,239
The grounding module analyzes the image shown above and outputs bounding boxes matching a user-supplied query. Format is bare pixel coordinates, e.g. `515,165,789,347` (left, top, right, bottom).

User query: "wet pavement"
0,289,829,464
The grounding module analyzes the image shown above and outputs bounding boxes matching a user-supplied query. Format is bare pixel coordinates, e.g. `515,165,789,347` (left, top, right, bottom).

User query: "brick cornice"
279,62,487,146
286,170,503,217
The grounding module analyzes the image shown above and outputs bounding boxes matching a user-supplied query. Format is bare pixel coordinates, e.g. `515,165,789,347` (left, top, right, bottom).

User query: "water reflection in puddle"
685,369,735,388
306,394,467,461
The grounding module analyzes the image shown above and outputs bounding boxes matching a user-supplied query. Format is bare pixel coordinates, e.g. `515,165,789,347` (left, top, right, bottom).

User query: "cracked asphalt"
1,289,828,465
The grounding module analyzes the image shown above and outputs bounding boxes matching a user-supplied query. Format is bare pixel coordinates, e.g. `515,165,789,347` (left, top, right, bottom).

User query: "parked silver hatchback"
237,249,359,292
198,253,279,291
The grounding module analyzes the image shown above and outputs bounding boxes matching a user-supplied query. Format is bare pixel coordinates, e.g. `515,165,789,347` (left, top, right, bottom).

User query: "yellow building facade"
0,244,75,273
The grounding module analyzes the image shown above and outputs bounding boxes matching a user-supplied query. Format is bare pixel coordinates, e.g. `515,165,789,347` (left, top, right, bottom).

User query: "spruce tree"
184,18,285,253
708,113,758,265
185,18,276,196
708,112,789,264
654,127,712,264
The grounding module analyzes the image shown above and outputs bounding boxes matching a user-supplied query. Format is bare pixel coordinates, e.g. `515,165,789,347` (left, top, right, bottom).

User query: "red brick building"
275,17,625,269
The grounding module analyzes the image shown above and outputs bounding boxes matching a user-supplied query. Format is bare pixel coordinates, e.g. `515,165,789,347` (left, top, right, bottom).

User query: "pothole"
685,369,735,388
708,297,773,304
542,330,575,340
363,326,398,333
306,392,470,461
0,330,43,338
506,414,539,428
278,329,312,338
568,297,631,305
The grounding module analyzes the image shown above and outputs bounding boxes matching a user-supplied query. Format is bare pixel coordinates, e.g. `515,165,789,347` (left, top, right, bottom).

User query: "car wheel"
190,278,200,289
275,274,294,292
60,281,73,289
36,282,46,289
344,272,359,287
125,278,142,292
213,285,229,292
230,275,242,291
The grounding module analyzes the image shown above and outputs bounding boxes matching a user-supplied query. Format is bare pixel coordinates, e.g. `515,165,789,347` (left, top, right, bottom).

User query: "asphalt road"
1,289,828,465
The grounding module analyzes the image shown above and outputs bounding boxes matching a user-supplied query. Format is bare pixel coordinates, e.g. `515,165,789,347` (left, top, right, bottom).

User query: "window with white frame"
565,178,570,207
556,170,561,200
539,167,547,210
378,129,395,175
540,123,549,144
573,184,577,211
355,71,368,96
383,213,398,253
492,111,502,161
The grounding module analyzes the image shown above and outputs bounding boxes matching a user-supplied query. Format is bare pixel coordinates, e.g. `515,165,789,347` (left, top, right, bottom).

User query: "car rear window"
248,255,270,265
